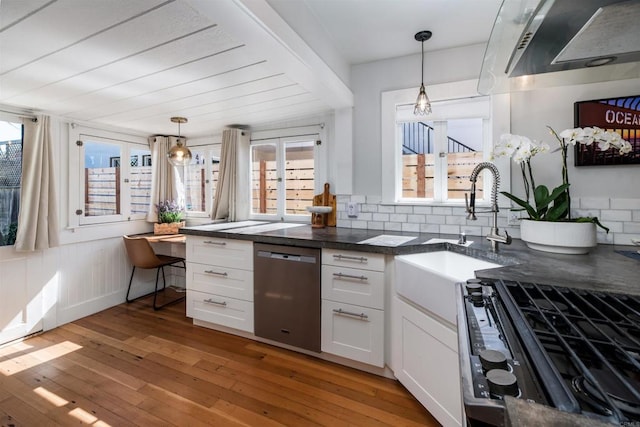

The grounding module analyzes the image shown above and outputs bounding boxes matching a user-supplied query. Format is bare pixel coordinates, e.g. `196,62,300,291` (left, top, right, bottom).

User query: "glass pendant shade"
414,83,432,115
167,139,192,166
414,30,432,116
167,117,192,166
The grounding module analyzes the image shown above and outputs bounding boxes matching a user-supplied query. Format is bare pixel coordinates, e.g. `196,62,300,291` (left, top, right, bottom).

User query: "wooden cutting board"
313,182,336,227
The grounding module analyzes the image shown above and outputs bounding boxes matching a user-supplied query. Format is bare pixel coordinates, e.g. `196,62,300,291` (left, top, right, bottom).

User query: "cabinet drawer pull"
204,298,227,307
333,308,368,320
333,254,367,262
333,272,368,281
203,240,226,246
204,270,228,277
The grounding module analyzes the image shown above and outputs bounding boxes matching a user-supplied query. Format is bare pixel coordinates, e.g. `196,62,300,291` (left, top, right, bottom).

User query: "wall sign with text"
574,95,640,166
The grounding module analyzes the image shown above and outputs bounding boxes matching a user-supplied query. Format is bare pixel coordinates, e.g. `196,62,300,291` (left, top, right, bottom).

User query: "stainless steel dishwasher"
254,243,321,352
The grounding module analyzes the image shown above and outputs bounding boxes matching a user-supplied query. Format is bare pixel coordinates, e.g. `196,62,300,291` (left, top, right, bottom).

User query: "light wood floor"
0,296,440,426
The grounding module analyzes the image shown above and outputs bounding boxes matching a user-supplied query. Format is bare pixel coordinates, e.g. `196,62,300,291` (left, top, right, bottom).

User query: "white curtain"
211,128,242,221
146,135,184,222
15,115,60,251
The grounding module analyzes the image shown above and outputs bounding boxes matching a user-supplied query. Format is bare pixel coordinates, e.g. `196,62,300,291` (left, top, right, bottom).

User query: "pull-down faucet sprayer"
465,162,512,252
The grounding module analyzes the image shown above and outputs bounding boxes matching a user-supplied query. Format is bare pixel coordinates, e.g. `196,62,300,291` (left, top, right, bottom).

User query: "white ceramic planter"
520,219,597,255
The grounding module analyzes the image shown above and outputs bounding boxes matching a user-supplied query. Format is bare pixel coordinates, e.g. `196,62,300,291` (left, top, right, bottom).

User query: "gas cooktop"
458,279,640,426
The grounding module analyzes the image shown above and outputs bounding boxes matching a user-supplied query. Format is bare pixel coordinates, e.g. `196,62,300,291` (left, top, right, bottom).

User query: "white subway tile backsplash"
389,213,408,222
402,223,420,232
601,210,632,222
407,214,426,223
440,225,461,235
395,205,414,214
420,223,440,233
367,221,384,230
461,226,483,236
335,195,639,246
446,215,466,225
413,206,433,214
373,213,390,222
432,206,453,215
611,198,640,210
429,215,447,224
337,219,351,227
384,222,402,231
579,197,610,210
351,220,367,229
624,222,640,234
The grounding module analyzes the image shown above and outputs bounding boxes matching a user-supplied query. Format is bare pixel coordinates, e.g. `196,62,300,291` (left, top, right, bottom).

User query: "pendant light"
167,117,192,166
414,30,433,115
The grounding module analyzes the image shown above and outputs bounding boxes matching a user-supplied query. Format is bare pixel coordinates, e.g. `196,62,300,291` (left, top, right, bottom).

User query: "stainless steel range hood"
478,0,640,94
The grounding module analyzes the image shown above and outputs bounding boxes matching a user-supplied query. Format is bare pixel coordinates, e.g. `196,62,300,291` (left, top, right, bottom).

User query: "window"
382,80,510,205
0,120,22,246
399,115,486,202
70,127,151,226
184,146,220,216
249,127,324,221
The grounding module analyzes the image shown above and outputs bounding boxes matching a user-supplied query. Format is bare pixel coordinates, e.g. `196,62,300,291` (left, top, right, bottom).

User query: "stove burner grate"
573,369,640,418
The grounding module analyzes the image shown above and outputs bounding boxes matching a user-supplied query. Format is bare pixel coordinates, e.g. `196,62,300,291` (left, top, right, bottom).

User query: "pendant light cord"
421,39,424,85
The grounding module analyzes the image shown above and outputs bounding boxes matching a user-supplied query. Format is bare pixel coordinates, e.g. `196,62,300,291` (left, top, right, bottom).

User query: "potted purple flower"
153,200,185,235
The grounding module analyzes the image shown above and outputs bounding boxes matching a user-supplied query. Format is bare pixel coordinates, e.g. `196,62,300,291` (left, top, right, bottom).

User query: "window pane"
211,157,219,208
446,119,483,200
84,141,121,216
284,141,314,215
0,121,22,246
401,121,435,199
130,146,151,215
186,150,206,212
251,144,277,215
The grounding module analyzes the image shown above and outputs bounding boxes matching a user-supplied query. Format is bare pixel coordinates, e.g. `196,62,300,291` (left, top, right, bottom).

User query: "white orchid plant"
492,126,632,231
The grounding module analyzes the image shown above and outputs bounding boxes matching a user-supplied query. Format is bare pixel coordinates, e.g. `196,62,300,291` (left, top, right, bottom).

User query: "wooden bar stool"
122,235,186,310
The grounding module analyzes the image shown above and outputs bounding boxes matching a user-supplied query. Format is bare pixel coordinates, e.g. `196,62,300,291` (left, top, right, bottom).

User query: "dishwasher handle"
256,250,316,264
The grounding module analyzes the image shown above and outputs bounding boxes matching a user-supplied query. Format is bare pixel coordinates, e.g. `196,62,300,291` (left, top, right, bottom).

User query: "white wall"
510,79,640,199
351,43,487,196
342,46,640,245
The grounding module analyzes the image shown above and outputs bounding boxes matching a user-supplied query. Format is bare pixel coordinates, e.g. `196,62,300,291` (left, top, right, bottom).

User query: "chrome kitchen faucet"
465,162,512,252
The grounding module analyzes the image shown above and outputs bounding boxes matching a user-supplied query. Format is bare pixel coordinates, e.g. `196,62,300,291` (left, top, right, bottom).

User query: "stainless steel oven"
457,278,640,426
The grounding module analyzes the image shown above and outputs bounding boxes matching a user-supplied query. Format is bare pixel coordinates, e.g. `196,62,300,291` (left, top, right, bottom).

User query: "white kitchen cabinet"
321,249,386,367
391,295,462,427
187,290,254,332
321,299,384,367
186,236,254,333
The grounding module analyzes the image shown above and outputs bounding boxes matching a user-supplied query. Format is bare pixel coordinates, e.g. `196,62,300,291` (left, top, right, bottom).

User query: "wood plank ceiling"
0,0,353,137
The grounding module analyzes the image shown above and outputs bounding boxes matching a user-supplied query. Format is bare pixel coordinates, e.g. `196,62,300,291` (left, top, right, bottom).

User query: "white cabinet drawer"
187,262,253,301
186,236,252,270
322,248,385,272
321,300,384,367
186,290,254,333
321,265,384,309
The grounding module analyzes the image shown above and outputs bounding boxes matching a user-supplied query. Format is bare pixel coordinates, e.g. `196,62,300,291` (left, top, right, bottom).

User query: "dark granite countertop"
181,222,640,296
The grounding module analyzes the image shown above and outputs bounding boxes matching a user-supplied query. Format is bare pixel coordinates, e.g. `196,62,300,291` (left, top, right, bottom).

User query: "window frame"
182,143,221,218
249,125,326,222
0,114,23,247
381,79,511,207
68,126,150,227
